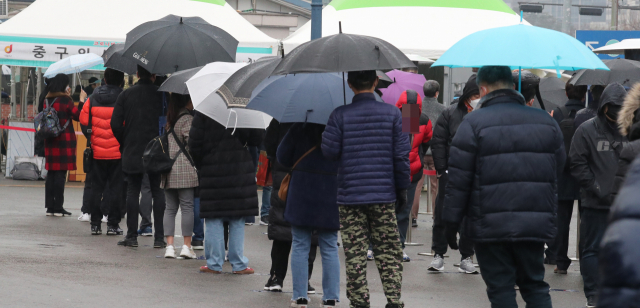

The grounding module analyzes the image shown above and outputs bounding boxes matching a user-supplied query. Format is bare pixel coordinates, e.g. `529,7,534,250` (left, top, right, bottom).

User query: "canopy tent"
593,39,640,54
282,0,525,59
0,0,278,69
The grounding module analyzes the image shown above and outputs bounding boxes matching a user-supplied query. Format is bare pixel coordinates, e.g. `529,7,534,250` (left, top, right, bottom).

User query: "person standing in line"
322,70,410,308
428,75,479,273
111,65,166,248
575,85,605,129
278,123,340,308
84,77,100,96
259,138,272,226
161,94,199,259
43,74,82,217
189,110,262,275
444,66,565,308
136,175,154,236
546,82,586,273
611,83,640,199
570,83,628,308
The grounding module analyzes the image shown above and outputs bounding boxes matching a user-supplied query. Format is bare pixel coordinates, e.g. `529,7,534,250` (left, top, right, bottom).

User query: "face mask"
469,98,480,109
605,105,621,121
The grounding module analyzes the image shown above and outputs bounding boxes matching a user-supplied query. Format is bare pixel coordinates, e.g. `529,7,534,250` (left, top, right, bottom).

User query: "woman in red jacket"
44,74,81,217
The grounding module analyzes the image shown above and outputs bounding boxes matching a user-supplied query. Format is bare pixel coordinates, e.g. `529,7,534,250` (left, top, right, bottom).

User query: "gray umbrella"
158,66,203,94
570,59,640,86
533,77,566,111
122,15,238,74
102,44,137,74
217,57,281,108
376,70,393,89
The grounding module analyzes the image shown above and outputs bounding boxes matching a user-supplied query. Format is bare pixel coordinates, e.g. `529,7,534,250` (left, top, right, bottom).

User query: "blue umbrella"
44,53,104,78
247,73,356,124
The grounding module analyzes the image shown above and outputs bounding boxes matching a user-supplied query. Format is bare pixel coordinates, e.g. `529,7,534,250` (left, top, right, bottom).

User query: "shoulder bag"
278,145,317,202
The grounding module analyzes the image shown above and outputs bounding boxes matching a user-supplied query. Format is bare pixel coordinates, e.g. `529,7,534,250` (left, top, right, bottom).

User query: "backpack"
559,106,578,157
142,113,196,175
10,162,40,181
34,98,70,139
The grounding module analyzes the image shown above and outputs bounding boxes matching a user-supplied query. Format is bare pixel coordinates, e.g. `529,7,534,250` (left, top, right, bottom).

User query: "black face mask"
605,105,622,122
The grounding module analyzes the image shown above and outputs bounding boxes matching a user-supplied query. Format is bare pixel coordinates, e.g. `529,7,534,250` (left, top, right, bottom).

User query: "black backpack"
142,113,196,175
559,106,578,163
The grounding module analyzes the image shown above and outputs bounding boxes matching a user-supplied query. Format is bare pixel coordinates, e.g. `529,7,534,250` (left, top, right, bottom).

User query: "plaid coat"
44,92,81,171
161,110,199,189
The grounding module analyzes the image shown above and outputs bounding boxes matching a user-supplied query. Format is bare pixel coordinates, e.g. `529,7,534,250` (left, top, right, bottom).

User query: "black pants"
45,170,67,212
139,174,153,230
580,208,609,299
125,173,165,240
432,174,474,258
90,160,123,227
475,241,552,308
82,170,111,215
546,199,578,270
270,239,316,281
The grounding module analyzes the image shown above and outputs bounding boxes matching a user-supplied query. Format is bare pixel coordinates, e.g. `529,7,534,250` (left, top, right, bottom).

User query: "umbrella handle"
226,109,238,135
535,85,546,111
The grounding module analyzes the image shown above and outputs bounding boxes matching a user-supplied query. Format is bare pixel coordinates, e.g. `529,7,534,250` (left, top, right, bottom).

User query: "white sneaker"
77,213,91,222
101,215,108,223
164,245,176,258
366,250,374,261
180,245,197,259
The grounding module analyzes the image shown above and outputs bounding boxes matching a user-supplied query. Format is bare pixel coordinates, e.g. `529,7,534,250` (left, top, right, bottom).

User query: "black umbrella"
122,15,238,74
217,57,282,108
533,77,566,111
102,44,137,74
570,59,640,86
158,66,203,94
376,70,393,89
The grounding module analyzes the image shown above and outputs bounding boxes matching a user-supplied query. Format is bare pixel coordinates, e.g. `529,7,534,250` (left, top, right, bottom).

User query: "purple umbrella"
380,70,427,104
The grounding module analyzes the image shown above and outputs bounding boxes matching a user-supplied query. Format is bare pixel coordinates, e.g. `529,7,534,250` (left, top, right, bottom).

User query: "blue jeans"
193,197,204,241
205,217,249,272
261,186,272,217
291,226,340,302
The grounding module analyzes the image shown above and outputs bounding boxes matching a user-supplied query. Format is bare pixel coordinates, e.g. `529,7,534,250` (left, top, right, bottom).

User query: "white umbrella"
44,53,104,78
186,62,272,129
592,38,640,54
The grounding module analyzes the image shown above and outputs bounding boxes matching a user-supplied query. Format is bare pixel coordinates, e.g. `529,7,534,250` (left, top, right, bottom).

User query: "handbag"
278,145,318,202
142,113,193,174
83,102,93,173
256,151,272,187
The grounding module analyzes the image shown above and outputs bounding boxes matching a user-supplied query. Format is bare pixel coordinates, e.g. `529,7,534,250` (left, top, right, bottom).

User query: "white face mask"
469,98,480,109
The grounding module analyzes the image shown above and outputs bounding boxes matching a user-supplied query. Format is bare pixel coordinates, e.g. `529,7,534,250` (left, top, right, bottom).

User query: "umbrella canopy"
217,57,282,108
247,73,356,125
593,39,640,54
380,70,427,104
123,15,238,74
432,24,608,73
376,70,393,89
103,44,137,75
44,53,104,78
272,33,415,75
186,62,271,129
158,66,203,94
533,77,566,111
570,59,640,86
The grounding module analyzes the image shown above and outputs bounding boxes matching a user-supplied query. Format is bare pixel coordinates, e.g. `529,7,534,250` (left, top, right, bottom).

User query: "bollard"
405,222,423,246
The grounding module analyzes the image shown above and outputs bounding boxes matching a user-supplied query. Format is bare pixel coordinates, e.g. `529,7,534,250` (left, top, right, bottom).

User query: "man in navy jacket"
322,70,410,308
443,66,565,308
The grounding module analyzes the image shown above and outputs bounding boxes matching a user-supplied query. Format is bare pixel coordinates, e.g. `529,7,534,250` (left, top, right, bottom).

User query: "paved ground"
0,177,588,308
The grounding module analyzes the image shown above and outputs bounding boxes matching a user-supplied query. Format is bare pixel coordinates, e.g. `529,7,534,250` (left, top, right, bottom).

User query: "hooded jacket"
443,89,565,243
395,91,433,181
570,83,628,210
612,84,640,201
421,96,444,156
80,85,122,160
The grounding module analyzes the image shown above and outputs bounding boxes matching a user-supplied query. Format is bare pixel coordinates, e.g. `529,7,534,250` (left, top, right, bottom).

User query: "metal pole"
611,0,619,30
35,68,41,115
9,66,15,119
310,0,323,40
562,0,572,35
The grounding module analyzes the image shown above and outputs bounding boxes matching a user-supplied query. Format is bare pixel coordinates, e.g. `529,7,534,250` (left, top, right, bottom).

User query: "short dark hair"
104,68,124,87
476,66,514,88
48,74,70,93
423,80,440,98
137,65,152,80
347,70,377,91
565,82,588,101
590,85,605,107
512,70,539,102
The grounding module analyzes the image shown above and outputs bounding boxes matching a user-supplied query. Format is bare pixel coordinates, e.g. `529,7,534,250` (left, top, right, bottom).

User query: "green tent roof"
329,0,516,15
191,0,226,5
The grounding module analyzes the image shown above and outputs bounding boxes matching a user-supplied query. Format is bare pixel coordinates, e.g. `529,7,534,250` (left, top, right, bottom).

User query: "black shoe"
412,218,418,228
385,304,403,308
91,225,102,235
544,257,557,265
192,240,204,250
293,298,308,307
323,300,337,308
264,275,283,292
307,283,316,294
586,296,597,308
106,225,123,236
117,237,138,247
260,215,269,225
53,209,72,217
154,240,167,248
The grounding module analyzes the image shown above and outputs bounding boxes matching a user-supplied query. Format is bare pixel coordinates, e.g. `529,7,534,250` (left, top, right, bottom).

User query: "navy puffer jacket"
322,93,411,205
443,89,566,243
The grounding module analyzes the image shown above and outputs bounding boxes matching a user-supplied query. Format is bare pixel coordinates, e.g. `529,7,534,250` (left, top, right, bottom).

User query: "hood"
396,89,423,113
619,83,640,139
598,83,627,114
91,85,123,106
458,75,479,109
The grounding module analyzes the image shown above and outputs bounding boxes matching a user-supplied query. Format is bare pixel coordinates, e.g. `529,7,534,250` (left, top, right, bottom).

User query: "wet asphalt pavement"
0,177,588,308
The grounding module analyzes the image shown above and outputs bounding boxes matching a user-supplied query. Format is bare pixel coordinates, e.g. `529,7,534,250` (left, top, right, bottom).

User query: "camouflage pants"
339,203,404,308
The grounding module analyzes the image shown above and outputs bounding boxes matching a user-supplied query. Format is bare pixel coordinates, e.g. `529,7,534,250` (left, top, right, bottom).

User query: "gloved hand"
445,223,459,250
395,189,408,214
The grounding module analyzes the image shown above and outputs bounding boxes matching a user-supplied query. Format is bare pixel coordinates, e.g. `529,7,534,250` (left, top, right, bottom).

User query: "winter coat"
110,79,164,174
421,96,445,155
278,123,340,231
598,156,640,308
570,83,628,210
79,85,122,160
43,92,81,171
552,99,584,201
575,107,597,130
443,89,565,243
189,111,262,219
395,91,433,181
612,84,640,201
264,120,294,242
322,92,411,206
431,101,469,175
161,110,198,189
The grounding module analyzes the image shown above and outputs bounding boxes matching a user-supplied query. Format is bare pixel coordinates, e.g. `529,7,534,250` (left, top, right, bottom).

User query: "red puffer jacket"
396,90,433,181
79,85,123,160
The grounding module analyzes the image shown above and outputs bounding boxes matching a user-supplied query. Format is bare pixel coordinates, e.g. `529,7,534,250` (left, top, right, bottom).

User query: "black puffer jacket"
598,156,640,308
189,111,262,219
431,101,469,175
570,84,628,210
264,119,294,242
612,83,640,200
443,89,565,243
